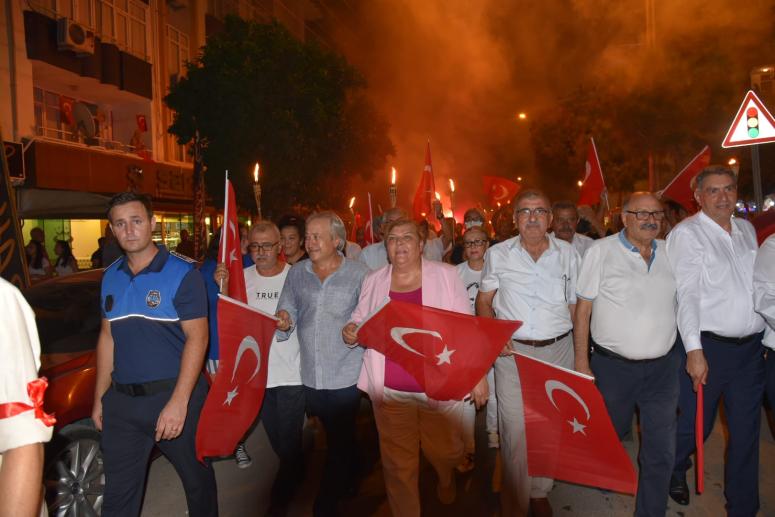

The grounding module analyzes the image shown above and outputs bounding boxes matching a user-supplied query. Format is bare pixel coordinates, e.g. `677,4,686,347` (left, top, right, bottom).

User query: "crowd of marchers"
2,163,775,517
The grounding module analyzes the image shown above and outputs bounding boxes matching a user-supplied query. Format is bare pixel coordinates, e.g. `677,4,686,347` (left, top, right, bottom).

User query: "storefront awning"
17,188,112,219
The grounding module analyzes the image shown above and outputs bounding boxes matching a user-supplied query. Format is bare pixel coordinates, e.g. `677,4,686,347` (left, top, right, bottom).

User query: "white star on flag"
568,417,587,435
224,386,239,406
435,345,455,365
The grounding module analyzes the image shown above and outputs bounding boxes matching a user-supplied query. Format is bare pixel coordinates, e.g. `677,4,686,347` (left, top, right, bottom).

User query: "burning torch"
389,167,397,208
252,163,262,220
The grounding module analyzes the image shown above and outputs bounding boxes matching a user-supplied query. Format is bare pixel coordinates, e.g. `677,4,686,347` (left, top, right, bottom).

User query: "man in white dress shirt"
666,166,765,515
575,192,679,517
754,234,775,425
551,200,595,257
476,189,580,517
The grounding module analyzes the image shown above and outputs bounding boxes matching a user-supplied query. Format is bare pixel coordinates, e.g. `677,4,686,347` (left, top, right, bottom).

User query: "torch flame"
435,192,441,201
349,196,356,209
391,167,396,185
449,179,455,192
253,163,260,183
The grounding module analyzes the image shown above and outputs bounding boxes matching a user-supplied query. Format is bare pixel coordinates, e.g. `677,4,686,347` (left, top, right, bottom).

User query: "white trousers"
374,388,465,517
461,367,499,453
495,334,574,516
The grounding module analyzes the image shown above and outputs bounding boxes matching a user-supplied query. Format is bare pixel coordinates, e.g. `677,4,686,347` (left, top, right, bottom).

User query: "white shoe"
488,431,500,449
234,442,252,469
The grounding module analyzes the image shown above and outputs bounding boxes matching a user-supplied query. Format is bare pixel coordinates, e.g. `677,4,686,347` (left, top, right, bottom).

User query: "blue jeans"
304,385,362,516
591,344,680,517
673,333,765,517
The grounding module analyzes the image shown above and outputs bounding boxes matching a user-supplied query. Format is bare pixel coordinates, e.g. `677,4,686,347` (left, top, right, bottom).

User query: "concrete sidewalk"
141,404,775,516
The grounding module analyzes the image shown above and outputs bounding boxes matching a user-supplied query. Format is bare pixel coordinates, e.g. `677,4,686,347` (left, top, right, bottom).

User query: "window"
167,24,189,86
33,87,109,145
95,0,148,60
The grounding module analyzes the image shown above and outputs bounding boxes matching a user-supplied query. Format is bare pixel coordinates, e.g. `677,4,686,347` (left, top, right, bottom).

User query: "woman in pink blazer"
342,218,488,517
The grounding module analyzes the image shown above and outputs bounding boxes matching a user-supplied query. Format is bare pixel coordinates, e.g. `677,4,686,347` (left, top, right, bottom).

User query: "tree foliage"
165,16,394,217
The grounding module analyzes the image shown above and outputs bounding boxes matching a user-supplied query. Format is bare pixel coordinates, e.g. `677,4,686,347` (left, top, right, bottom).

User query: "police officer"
91,192,217,517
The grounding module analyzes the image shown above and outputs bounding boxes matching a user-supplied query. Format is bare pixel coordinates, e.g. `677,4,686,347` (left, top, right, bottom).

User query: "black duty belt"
591,343,672,363
113,378,177,397
513,330,571,348
700,331,762,345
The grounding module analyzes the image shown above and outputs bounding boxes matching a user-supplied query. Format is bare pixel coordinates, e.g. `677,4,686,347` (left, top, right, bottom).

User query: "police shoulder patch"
146,290,162,308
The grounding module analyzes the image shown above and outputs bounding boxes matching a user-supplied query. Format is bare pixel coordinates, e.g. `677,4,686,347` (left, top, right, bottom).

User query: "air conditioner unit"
57,18,96,56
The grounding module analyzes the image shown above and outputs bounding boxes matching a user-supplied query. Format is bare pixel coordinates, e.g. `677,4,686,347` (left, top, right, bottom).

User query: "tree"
165,16,394,217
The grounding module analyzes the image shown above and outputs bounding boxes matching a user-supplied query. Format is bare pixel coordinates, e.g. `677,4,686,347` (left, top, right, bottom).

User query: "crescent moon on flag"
231,336,262,383
492,183,508,201
545,380,591,421
229,221,236,239
390,327,442,357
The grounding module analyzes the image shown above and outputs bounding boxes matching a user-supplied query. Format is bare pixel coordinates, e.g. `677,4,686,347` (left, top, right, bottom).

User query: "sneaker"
234,442,252,469
456,452,475,473
488,431,500,449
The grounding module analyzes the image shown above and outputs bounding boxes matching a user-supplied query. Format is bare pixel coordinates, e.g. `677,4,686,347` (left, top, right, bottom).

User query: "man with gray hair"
276,211,368,516
359,207,408,270
575,192,679,516
476,189,580,517
666,166,765,514
550,200,595,257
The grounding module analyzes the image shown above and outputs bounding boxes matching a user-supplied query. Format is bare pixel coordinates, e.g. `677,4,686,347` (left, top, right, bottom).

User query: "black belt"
700,331,762,345
513,331,571,348
591,343,672,363
113,378,177,397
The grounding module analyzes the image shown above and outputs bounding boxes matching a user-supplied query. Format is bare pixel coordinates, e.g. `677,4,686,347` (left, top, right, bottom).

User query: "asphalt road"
141,400,775,516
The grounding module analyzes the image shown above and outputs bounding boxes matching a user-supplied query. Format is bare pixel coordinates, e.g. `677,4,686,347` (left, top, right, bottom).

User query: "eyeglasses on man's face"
625,210,665,221
248,241,279,252
463,239,487,248
515,207,550,219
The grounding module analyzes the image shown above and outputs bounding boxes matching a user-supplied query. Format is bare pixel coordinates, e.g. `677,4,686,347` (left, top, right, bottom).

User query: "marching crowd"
2,163,775,517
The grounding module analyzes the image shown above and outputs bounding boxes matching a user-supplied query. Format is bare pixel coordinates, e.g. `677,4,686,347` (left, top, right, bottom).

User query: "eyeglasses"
515,207,550,218
463,239,487,248
248,241,279,252
625,210,665,221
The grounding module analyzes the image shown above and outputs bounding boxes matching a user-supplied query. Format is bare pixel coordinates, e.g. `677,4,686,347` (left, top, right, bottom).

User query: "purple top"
384,287,424,392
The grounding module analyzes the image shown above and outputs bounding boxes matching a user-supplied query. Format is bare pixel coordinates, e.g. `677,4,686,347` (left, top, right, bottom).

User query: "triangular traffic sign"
722,90,775,148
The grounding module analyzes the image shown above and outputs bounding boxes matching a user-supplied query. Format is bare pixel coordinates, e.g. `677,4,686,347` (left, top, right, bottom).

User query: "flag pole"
219,170,229,293
695,385,704,493
368,192,375,243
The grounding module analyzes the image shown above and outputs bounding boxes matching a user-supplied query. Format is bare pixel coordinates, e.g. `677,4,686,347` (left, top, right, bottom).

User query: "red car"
25,269,103,516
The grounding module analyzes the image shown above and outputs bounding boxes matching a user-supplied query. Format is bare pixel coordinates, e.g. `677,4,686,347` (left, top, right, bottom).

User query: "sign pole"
751,144,764,212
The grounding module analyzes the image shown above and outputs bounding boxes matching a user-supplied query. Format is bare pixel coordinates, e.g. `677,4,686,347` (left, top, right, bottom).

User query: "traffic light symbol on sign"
747,107,759,138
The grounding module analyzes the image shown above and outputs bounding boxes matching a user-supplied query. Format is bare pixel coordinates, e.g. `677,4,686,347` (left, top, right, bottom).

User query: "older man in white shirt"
754,234,775,423
550,200,595,257
575,192,679,517
666,166,765,515
476,189,580,517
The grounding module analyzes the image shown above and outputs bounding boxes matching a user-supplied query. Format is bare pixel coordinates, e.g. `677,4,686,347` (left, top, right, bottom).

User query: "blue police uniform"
100,245,217,517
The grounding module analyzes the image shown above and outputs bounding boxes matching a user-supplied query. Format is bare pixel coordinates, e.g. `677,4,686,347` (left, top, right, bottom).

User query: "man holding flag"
91,192,216,517
666,165,765,515
574,192,680,516
476,189,581,517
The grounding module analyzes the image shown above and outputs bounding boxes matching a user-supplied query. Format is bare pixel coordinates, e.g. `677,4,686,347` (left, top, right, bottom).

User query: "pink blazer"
350,259,472,406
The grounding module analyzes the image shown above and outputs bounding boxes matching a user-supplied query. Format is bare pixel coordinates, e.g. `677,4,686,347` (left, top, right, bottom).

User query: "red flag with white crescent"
659,145,710,214
482,176,521,206
196,295,276,460
412,142,437,221
356,300,521,400
515,353,637,494
219,176,247,303
578,138,606,207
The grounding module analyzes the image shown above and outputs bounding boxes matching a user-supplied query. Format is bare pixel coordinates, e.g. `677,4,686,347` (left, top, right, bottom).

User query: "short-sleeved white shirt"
244,264,302,388
0,278,53,457
456,261,483,313
577,232,677,359
480,235,579,340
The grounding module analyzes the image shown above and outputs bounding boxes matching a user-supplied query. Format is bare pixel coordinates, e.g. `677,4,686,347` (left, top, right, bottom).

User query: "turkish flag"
660,146,710,214
357,300,521,400
483,176,521,206
515,353,637,494
59,96,75,126
219,177,247,303
578,138,606,207
196,295,276,460
136,114,148,132
412,142,436,221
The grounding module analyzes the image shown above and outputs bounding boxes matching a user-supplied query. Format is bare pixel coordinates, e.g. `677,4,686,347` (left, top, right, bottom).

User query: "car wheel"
45,425,104,517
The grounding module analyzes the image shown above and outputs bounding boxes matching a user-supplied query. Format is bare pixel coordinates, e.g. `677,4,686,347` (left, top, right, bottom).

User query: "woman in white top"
54,240,78,277
25,240,51,283
455,226,499,473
